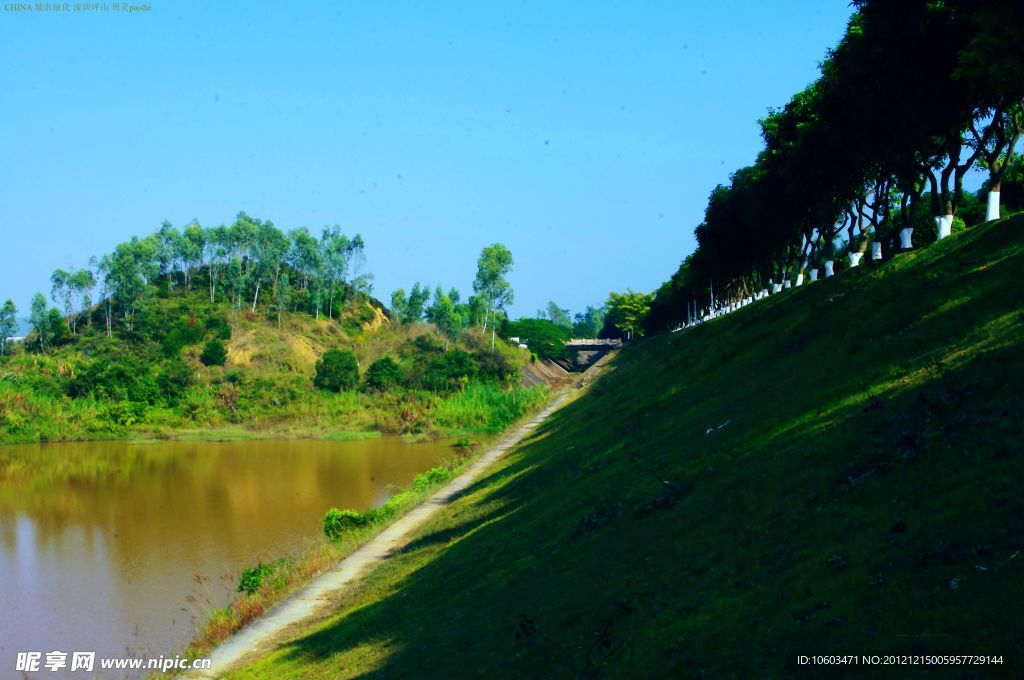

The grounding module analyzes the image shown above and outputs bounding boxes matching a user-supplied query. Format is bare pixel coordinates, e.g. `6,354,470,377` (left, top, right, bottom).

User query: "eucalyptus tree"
250,219,289,312
425,286,460,341
545,302,572,331
69,268,96,331
0,299,17,355
108,236,159,332
156,220,182,284
50,269,73,326
178,221,206,291
472,243,514,348
29,293,50,351
203,225,230,303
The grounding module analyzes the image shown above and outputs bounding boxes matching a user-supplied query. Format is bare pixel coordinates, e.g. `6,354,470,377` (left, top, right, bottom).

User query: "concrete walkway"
187,394,569,677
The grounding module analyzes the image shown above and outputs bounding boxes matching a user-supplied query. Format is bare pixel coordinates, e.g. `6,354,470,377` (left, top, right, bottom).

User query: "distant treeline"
646,0,1024,333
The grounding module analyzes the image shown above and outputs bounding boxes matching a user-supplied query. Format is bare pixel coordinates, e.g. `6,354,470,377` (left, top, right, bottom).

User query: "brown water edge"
0,437,453,679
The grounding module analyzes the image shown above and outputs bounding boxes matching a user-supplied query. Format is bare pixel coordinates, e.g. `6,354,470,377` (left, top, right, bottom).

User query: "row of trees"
647,0,1024,333
14,213,372,349
389,243,514,348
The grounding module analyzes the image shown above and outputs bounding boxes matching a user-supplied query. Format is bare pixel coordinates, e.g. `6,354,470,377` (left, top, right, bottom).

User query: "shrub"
206,315,232,340
237,563,273,594
156,358,194,403
323,507,367,539
313,349,359,392
160,319,205,357
412,465,453,491
200,339,227,366
422,349,477,392
364,357,404,392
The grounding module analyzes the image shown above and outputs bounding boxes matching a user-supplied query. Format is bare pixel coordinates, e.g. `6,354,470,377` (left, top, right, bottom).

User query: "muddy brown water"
0,437,451,678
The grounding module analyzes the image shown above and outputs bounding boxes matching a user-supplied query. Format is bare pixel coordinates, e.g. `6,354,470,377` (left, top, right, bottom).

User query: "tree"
425,286,460,340
364,356,404,392
200,338,227,366
472,243,514,349
178,221,206,291
545,302,572,331
390,283,430,324
156,220,182,285
68,268,96,333
0,299,17,355
603,290,653,340
50,269,72,326
29,292,50,352
507,318,571,360
314,349,359,392
572,306,607,337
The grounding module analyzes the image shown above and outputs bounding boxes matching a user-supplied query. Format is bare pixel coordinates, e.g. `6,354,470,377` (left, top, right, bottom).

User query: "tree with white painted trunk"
969,101,1023,222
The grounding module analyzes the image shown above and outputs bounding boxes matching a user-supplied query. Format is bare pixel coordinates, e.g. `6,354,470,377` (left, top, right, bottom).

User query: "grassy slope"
231,216,1024,678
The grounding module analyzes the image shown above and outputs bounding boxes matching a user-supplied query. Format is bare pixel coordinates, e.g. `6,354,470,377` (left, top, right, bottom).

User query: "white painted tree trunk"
872,242,882,260
936,215,953,240
783,280,792,289
795,273,804,286
772,283,782,293
848,252,863,267
824,260,834,277
808,269,818,281
899,228,913,249
987,190,1000,222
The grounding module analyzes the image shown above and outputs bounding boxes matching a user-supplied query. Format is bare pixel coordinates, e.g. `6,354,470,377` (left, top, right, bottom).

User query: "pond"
0,437,452,676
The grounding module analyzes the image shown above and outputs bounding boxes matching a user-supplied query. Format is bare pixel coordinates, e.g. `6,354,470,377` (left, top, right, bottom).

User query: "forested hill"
0,215,547,444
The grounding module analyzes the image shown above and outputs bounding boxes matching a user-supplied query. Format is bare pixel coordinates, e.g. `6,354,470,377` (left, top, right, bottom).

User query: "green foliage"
68,355,160,404
205,315,232,340
313,349,359,392
237,563,273,594
506,318,571,360
422,349,477,393
363,357,404,392
161,318,205,357
200,338,227,367
602,290,653,339
0,299,16,356
323,507,369,539
412,465,453,491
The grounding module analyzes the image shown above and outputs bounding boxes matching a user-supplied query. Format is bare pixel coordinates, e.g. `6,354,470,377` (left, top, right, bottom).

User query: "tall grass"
433,383,549,432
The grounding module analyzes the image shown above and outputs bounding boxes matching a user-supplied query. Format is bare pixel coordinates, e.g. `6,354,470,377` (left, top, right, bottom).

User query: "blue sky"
0,1,854,325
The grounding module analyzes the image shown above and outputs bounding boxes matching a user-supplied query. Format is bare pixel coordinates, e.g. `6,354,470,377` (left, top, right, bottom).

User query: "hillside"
0,284,545,443
227,215,1023,677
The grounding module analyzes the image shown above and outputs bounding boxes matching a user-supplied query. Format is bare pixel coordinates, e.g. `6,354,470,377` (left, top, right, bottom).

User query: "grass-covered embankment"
228,215,1024,677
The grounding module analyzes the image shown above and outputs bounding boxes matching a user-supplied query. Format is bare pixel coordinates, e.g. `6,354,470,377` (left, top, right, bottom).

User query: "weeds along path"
188,388,578,677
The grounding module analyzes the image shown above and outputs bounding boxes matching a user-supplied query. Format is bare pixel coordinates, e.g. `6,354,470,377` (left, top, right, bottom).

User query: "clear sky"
0,0,854,326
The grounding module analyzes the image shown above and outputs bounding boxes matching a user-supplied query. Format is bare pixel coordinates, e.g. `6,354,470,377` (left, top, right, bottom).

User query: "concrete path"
187,394,569,677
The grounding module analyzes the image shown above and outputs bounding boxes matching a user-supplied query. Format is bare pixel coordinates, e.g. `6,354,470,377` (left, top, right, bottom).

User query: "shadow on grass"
237,218,1024,678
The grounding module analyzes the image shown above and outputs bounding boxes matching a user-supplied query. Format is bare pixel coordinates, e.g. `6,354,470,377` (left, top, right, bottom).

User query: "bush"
323,507,368,539
237,563,273,594
68,355,160,404
160,319,204,357
206,315,232,340
156,359,194,403
200,339,227,366
422,349,477,392
364,356,404,392
314,349,359,392
412,465,453,491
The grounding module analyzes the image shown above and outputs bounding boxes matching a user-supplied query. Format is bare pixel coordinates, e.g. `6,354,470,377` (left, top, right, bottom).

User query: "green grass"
227,214,1024,677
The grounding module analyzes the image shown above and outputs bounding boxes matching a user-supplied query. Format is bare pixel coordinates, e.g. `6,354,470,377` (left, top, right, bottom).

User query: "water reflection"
0,438,449,678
